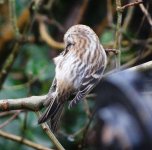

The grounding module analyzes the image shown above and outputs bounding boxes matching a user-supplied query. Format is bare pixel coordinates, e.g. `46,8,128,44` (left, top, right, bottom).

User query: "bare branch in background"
9,0,20,38
0,110,21,129
114,0,122,69
0,8,30,58
39,21,64,50
117,0,143,11
0,130,53,150
36,111,65,150
139,3,152,27
114,0,144,69
0,8,31,89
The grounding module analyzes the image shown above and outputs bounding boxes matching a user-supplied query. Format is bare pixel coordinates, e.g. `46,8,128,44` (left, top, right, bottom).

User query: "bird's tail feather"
48,104,64,132
38,97,56,124
38,98,64,132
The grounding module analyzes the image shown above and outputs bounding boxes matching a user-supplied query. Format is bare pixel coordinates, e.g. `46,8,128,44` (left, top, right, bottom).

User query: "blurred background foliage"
0,0,151,149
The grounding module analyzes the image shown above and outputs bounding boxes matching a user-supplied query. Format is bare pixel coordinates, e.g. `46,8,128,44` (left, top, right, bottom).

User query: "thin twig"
0,130,53,150
139,3,152,27
0,44,21,88
120,48,152,69
36,15,65,32
114,0,144,69
39,21,64,49
0,8,31,89
122,7,134,31
9,0,20,38
0,110,24,117
114,0,122,69
117,0,143,11
69,126,86,138
0,110,21,129
107,0,113,26
0,8,30,50
36,111,65,150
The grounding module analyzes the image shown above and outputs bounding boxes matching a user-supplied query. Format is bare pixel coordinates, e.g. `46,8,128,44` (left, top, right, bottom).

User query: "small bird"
38,24,107,132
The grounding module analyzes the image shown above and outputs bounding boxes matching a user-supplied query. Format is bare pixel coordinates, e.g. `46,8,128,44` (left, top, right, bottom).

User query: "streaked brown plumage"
38,24,107,132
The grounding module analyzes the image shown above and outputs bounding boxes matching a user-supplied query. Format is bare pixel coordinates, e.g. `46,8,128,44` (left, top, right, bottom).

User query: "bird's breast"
55,53,83,90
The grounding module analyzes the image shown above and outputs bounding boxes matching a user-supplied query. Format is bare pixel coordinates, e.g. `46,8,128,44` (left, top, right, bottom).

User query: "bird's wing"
43,78,57,106
68,64,105,108
38,77,65,132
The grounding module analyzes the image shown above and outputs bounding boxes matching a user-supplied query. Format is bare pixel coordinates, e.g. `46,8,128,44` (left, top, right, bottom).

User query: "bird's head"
64,24,97,49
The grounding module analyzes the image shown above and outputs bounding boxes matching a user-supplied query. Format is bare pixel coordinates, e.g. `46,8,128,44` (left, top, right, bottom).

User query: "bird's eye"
66,42,74,51
66,42,73,49
62,43,72,56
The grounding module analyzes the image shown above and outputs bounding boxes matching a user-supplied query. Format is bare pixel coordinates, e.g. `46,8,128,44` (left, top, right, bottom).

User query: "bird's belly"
56,64,73,82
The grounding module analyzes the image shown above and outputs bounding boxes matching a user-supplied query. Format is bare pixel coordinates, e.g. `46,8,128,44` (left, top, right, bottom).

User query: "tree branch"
9,0,20,38
0,8,31,89
0,95,46,111
0,61,152,112
117,0,143,11
139,2,152,27
0,110,20,128
36,112,65,150
39,21,64,50
114,0,122,69
0,130,53,150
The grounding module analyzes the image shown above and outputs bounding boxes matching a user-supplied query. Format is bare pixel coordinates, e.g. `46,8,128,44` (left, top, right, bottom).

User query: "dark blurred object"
95,70,152,150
